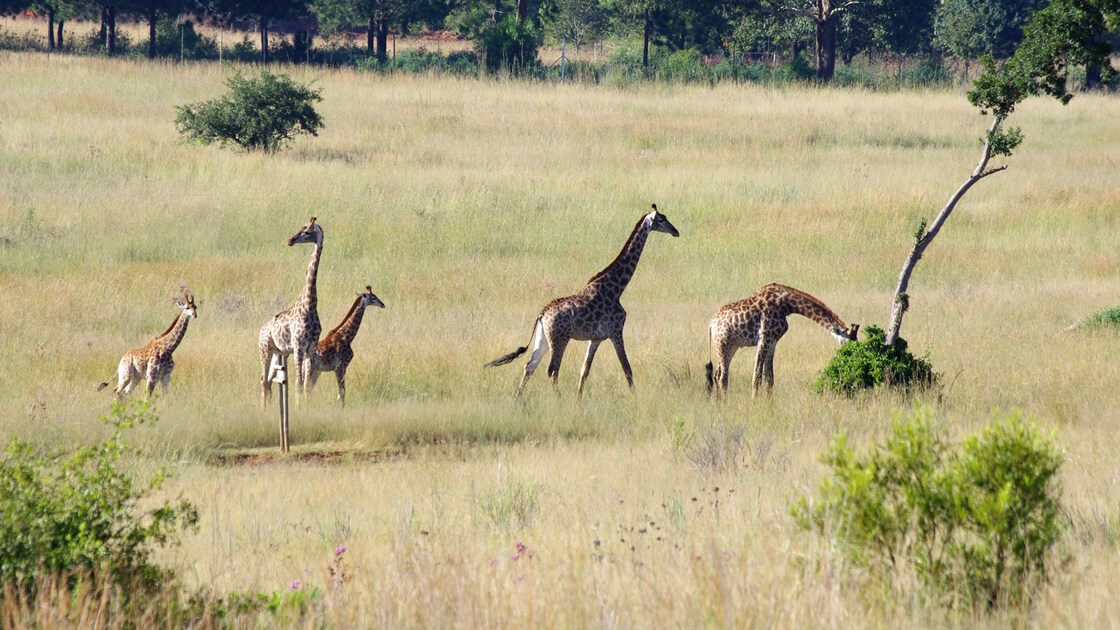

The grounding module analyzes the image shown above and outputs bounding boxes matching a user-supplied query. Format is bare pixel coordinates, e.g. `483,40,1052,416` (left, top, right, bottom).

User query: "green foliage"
474,15,543,73
1073,305,1120,330
175,71,323,153
0,399,198,592
793,409,1065,608
153,18,218,59
815,325,935,394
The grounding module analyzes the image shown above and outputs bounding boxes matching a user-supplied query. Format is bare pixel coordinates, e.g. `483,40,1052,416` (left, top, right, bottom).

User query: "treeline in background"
2,0,1118,88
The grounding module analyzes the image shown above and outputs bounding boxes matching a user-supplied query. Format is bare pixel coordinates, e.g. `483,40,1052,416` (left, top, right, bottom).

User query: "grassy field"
2,50,1120,626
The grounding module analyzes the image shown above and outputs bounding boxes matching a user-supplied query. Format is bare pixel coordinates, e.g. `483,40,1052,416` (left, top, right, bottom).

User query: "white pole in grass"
560,38,566,84
269,354,290,453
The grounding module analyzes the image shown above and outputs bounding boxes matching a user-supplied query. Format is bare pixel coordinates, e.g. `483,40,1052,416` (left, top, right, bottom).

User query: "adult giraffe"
259,217,323,404
485,205,680,396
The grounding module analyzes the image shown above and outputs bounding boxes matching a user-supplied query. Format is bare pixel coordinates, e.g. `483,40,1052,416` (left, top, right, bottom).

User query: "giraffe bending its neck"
99,292,198,398
259,217,324,404
485,204,680,397
310,286,385,405
706,283,858,399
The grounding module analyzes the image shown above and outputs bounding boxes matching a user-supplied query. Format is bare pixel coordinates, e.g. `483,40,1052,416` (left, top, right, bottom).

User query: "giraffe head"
175,291,198,319
831,323,858,345
647,204,680,237
359,285,386,309
287,217,323,246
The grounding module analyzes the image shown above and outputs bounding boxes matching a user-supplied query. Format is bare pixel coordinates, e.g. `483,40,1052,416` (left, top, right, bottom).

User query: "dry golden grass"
2,50,1120,626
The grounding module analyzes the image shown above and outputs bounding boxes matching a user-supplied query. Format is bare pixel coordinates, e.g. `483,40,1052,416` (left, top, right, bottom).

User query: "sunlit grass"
2,51,1120,625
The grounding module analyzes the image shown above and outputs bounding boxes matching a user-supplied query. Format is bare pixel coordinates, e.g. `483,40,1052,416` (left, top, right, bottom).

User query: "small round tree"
176,71,323,153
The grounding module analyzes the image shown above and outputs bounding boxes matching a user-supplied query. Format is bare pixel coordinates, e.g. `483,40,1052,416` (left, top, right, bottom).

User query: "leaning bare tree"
885,0,1120,347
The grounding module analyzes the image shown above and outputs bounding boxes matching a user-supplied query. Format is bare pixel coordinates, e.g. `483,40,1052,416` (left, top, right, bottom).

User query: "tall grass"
2,51,1120,625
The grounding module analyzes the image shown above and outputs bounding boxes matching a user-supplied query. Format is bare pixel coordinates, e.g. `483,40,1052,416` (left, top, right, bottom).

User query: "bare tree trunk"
148,7,158,59
57,19,64,48
367,16,374,53
516,0,527,23
885,117,1008,346
814,14,837,81
261,18,270,63
642,9,650,68
106,5,116,56
376,14,388,62
47,5,55,49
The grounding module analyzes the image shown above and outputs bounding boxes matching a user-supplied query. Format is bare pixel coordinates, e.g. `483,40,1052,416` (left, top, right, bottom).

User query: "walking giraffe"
485,205,680,396
706,283,858,398
259,217,323,404
309,285,385,405
99,291,198,398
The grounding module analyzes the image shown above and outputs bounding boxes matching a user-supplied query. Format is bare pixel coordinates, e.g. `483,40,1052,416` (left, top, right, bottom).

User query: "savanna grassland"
3,50,1120,627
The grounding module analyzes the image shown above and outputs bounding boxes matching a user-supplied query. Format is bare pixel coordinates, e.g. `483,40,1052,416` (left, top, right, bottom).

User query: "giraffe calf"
99,293,198,398
308,286,385,405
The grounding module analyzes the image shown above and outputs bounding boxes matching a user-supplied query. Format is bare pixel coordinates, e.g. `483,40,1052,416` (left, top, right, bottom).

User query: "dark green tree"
176,71,323,152
936,0,1051,63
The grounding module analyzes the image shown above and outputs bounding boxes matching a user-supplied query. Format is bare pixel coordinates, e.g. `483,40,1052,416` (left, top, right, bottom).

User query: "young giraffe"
259,217,324,404
485,205,680,396
98,292,198,398
309,286,385,405
706,283,858,399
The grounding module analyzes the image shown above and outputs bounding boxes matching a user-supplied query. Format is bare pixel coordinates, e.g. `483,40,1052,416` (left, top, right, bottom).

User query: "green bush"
1073,305,1120,330
154,18,217,59
814,324,935,394
175,71,323,153
793,409,1065,608
0,399,198,593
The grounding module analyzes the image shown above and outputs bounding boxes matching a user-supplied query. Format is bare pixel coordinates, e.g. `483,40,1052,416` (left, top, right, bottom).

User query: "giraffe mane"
326,293,365,338
157,309,184,338
766,283,849,328
586,214,648,285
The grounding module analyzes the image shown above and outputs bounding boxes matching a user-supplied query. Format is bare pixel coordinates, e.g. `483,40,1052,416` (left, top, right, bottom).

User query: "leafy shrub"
814,324,935,394
1073,305,1120,331
176,71,323,153
0,399,198,593
793,409,1065,608
474,16,542,74
652,48,707,83
154,18,218,60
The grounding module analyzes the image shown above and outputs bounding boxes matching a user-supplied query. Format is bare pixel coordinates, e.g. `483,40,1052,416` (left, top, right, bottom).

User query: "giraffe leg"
546,336,570,391
259,333,274,405
145,361,158,397
335,367,346,406
160,370,172,395
293,346,307,401
577,340,602,396
113,359,132,398
754,339,778,397
610,334,634,391
516,323,548,398
714,342,737,397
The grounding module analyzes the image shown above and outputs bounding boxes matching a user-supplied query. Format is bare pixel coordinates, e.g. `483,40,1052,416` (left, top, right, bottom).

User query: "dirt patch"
209,450,386,466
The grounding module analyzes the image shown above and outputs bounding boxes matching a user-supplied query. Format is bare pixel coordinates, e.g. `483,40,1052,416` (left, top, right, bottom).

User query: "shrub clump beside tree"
793,410,1065,608
0,400,197,593
814,324,936,394
175,71,323,153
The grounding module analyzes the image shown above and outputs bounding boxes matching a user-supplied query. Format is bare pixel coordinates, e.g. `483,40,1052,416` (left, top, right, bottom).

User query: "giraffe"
98,291,198,398
485,204,680,397
309,285,385,405
706,283,859,399
259,217,324,404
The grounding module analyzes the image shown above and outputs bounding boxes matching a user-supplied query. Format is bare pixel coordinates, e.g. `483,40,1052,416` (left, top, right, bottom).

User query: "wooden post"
269,354,290,453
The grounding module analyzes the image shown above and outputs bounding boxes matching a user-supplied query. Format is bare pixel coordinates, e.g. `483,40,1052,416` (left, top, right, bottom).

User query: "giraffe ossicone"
485,204,680,397
706,283,858,399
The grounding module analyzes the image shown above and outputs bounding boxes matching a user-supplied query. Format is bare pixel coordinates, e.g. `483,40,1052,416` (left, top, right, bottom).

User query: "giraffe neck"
586,215,651,300
780,287,847,332
298,236,323,317
156,311,191,354
327,296,367,345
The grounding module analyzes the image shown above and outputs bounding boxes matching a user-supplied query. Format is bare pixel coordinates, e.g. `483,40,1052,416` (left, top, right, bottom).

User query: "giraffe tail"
484,347,528,367
705,362,714,393
97,380,112,391
484,316,541,368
